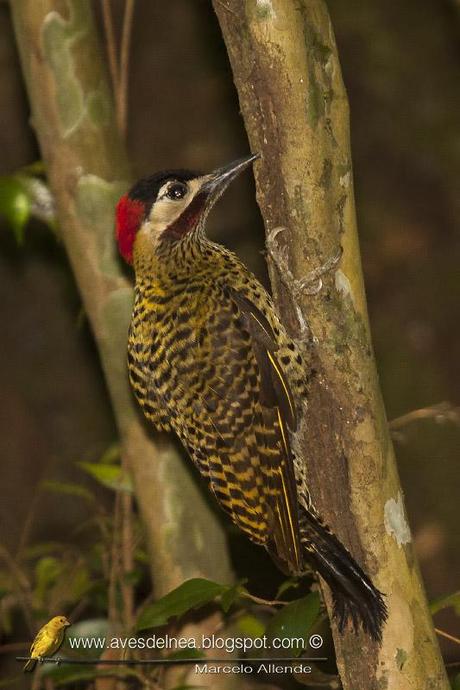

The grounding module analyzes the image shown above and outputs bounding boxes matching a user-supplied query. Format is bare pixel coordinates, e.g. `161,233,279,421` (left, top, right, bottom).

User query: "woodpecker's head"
115,153,259,265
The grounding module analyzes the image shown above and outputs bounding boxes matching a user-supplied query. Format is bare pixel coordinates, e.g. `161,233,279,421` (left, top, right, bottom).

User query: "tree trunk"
213,1,449,689
11,0,232,608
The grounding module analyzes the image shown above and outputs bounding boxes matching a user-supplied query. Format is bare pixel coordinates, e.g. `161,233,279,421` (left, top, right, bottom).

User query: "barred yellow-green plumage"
116,155,387,641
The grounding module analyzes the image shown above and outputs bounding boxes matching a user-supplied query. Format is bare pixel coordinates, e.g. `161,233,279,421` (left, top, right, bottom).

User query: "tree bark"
11,0,232,604
213,1,449,689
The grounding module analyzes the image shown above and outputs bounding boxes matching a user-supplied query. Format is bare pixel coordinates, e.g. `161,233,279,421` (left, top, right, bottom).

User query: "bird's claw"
266,226,343,298
295,246,343,296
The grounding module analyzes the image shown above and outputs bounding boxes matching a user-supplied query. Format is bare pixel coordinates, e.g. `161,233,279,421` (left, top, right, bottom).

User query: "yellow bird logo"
23,615,71,672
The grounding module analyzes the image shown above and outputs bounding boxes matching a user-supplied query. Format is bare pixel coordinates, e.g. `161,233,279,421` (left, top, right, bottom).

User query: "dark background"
1,0,459,671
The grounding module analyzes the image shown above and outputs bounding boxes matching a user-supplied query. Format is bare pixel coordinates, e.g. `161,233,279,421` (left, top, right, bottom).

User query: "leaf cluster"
0,162,56,244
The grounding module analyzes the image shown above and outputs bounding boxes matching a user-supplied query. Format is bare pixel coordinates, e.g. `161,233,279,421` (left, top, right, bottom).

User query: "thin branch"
31,672,41,690
210,609,246,635
0,546,34,633
118,0,135,137
120,489,135,629
101,0,119,94
17,451,59,555
435,627,460,646
67,595,89,624
16,487,42,556
108,491,122,633
240,591,288,607
389,402,460,431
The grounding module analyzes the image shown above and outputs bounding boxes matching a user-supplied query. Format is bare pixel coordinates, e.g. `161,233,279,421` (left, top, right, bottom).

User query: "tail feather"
299,508,388,642
23,658,37,673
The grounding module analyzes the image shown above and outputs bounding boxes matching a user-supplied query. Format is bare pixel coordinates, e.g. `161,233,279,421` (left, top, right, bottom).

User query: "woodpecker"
115,154,387,641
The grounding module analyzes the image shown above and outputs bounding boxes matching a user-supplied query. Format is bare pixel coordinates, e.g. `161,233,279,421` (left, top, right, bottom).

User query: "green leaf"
21,160,45,175
235,613,266,639
134,547,150,564
452,673,460,690
41,666,98,683
43,665,139,684
122,569,142,586
35,556,62,603
276,578,300,599
220,579,248,613
78,462,133,493
0,606,13,637
265,592,321,658
68,563,92,601
430,591,460,616
40,480,94,502
0,677,25,688
22,542,67,559
98,443,121,464
0,177,30,244
166,647,204,661
136,578,228,632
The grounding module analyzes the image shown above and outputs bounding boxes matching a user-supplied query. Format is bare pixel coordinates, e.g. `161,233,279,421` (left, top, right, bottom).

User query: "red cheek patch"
115,195,145,264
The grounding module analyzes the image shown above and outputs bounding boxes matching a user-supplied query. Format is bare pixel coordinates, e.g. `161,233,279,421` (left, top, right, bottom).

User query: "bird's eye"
166,182,187,200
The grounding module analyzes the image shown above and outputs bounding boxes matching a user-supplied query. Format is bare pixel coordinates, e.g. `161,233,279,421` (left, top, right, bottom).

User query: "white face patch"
147,177,207,234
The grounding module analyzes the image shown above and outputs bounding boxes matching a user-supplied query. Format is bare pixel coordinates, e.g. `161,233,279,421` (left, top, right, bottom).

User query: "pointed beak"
202,153,260,199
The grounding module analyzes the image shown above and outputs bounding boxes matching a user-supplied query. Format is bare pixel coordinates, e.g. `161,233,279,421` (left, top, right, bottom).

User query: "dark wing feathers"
228,288,297,429
227,289,301,572
176,285,302,572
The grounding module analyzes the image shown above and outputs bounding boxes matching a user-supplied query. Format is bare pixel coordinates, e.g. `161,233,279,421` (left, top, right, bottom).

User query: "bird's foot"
266,226,342,298
296,247,343,296
266,226,295,283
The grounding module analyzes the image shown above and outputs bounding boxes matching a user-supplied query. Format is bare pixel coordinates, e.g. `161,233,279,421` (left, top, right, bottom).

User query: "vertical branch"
108,490,122,633
100,0,119,95
118,0,135,138
11,0,232,612
212,1,449,689
100,0,134,137
0,546,34,635
120,490,134,629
